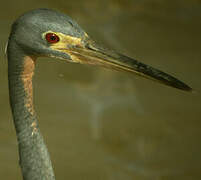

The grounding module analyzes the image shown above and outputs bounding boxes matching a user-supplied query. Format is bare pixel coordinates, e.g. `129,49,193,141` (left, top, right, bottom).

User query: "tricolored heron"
7,8,192,180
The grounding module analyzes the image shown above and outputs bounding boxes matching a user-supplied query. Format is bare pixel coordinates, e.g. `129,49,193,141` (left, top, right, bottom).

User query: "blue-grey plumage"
7,8,192,180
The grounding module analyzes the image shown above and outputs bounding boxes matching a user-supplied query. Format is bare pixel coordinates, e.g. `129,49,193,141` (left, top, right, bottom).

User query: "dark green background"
0,0,201,179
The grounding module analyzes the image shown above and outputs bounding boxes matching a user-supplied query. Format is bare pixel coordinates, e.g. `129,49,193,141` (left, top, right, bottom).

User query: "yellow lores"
42,31,88,63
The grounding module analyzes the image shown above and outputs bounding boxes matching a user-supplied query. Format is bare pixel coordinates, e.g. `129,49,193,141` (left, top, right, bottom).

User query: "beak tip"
178,84,193,93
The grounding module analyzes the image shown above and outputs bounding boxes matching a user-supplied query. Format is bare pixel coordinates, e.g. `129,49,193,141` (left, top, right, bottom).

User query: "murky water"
0,0,201,179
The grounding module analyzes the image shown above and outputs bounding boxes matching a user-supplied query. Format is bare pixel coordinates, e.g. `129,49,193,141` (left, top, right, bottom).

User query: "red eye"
45,33,60,43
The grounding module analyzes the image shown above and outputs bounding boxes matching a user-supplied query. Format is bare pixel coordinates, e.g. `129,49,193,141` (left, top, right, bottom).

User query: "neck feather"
7,41,55,180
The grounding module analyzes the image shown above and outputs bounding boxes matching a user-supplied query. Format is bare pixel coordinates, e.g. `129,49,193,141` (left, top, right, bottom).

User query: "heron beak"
58,38,192,92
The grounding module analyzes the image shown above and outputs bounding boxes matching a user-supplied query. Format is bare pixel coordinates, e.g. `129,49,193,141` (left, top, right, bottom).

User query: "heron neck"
7,41,55,180
8,55,36,133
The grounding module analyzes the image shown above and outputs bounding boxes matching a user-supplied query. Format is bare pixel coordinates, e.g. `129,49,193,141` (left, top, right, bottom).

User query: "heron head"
7,8,192,92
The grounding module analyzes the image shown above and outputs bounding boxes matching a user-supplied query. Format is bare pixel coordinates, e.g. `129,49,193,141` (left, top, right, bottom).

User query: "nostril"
68,21,73,27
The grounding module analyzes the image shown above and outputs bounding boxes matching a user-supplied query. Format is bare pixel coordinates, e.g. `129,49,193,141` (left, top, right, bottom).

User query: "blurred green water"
0,0,201,179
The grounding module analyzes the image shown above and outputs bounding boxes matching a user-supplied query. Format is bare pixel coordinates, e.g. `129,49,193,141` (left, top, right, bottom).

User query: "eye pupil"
50,36,56,40
45,33,60,43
